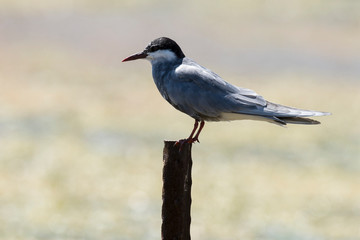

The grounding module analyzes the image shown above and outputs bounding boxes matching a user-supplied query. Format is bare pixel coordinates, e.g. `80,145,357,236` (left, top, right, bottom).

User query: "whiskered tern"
123,37,330,143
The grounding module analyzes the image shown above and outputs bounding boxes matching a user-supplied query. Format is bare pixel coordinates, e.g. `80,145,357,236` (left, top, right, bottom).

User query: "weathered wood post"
162,141,192,240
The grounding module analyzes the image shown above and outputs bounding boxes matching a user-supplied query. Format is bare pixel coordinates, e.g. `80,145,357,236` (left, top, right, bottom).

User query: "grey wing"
168,60,267,120
169,58,330,123
227,92,330,124
263,101,329,117
260,101,330,124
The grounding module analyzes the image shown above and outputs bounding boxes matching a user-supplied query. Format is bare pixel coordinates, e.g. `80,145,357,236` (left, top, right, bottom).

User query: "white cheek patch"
148,50,177,62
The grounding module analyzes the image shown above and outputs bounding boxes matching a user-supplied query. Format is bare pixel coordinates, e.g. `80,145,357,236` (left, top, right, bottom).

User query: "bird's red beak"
122,51,148,62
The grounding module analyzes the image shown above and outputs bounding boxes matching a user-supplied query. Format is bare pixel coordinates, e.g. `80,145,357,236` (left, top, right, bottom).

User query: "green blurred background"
0,0,359,239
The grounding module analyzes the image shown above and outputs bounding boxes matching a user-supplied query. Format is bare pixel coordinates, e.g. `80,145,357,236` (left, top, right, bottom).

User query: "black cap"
145,37,185,59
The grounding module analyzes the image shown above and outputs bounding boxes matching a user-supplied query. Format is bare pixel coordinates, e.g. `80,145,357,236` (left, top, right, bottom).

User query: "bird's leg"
190,120,205,143
175,120,199,147
187,120,199,141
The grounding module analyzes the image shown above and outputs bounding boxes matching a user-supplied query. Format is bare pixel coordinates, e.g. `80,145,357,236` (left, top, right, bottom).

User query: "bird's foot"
174,137,200,151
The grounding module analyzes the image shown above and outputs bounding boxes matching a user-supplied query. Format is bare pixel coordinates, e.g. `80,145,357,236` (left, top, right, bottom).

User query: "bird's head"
122,37,185,63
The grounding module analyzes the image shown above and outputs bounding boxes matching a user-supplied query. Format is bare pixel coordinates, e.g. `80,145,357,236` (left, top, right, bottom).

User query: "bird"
122,37,330,144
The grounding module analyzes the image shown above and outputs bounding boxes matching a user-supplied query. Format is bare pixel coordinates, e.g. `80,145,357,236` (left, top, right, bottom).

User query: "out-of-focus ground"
0,1,359,239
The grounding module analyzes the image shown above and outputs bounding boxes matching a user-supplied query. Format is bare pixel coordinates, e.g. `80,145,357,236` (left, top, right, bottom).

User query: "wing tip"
312,111,331,117
277,116,322,125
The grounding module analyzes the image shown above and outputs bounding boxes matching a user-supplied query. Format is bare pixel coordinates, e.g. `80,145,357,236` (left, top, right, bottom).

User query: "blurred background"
0,0,359,239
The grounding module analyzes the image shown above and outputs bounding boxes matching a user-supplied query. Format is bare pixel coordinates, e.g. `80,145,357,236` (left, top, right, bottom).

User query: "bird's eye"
149,45,160,52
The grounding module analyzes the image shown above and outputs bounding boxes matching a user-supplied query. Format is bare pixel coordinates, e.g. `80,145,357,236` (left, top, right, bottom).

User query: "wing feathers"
169,58,330,125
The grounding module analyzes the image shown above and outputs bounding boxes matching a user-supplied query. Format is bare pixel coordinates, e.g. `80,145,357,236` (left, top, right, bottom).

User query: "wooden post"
162,141,192,240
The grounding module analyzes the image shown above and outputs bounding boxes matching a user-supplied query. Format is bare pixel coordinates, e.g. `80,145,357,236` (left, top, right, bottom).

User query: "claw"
174,120,205,151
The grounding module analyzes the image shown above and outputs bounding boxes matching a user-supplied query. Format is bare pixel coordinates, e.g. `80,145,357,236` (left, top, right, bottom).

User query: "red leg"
175,120,199,147
187,120,199,140
190,120,205,143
